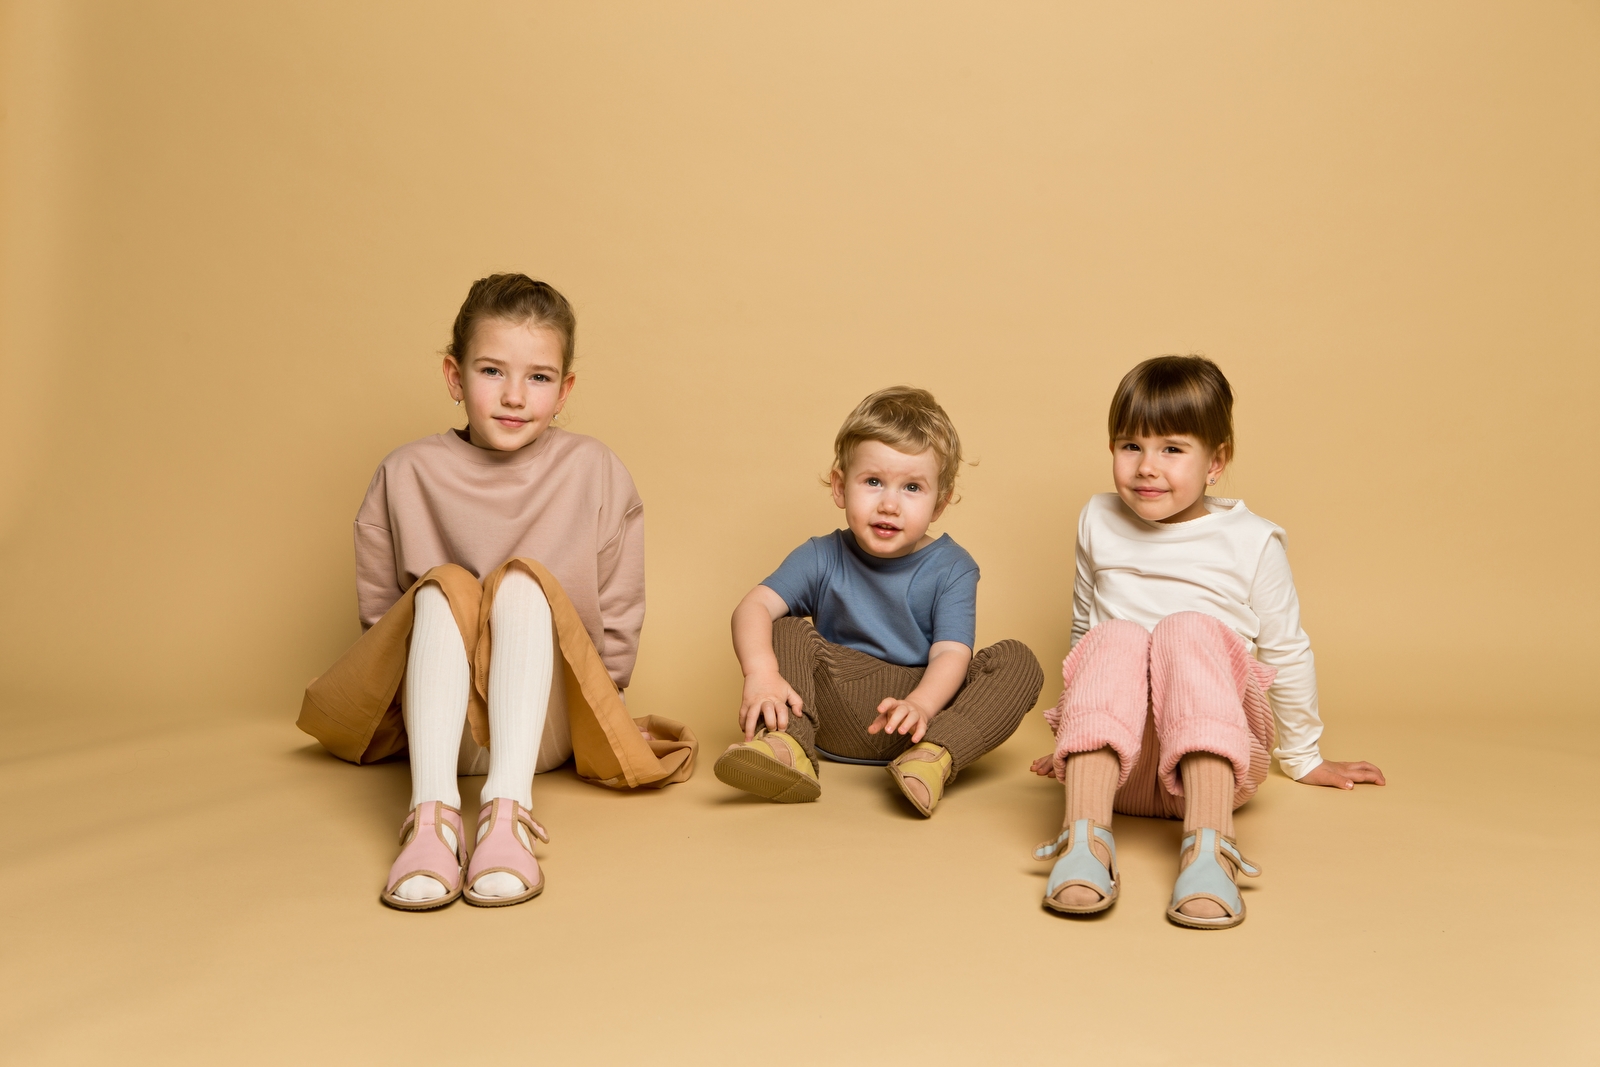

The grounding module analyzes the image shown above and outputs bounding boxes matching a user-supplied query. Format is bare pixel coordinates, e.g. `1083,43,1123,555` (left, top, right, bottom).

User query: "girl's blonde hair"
832,386,963,501
1108,355,1234,457
447,274,577,375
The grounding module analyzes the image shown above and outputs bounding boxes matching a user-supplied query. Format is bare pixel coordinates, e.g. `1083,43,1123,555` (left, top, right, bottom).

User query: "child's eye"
905,483,920,493
866,477,882,487
1120,442,1140,451
1163,445,1183,453
532,373,550,382
481,367,501,377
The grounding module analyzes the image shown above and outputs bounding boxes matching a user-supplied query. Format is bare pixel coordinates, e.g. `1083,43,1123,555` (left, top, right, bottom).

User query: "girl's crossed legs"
1038,612,1275,925
388,567,569,908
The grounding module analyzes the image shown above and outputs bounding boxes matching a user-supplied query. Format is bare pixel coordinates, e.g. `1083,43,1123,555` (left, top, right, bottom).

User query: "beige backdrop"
4,3,1600,1065
3,1,1597,730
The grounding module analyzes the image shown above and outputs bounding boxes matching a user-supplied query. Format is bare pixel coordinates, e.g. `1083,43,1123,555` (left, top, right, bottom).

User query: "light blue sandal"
1034,818,1119,915
1166,828,1260,929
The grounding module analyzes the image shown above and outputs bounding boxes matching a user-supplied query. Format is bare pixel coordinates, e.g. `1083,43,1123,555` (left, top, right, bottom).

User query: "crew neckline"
440,425,561,466
840,528,951,568
1119,494,1244,531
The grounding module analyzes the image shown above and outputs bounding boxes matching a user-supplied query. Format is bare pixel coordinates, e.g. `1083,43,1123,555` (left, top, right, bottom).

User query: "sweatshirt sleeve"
1250,532,1324,780
1070,504,1093,649
354,464,402,631
595,458,646,689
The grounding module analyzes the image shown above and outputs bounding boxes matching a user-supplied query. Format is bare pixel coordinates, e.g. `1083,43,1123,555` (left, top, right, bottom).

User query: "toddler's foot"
886,742,952,817
380,801,467,910
713,731,821,802
1166,828,1259,929
1035,819,1118,914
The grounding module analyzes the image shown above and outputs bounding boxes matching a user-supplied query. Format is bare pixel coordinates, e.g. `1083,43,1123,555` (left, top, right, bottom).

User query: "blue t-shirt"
761,530,979,666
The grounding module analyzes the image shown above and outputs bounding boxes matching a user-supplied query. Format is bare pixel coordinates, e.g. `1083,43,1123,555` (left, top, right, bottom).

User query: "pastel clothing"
1072,493,1323,779
1047,613,1276,817
355,426,645,689
299,558,697,790
762,530,979,666
772,617,1043,776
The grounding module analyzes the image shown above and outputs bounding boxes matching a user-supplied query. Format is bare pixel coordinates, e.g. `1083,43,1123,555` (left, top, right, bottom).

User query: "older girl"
298,274,695,911
1033,355,1383,928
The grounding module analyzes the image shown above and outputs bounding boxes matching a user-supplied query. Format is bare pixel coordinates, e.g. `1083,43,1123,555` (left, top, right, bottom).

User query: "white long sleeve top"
1071,493,1324,779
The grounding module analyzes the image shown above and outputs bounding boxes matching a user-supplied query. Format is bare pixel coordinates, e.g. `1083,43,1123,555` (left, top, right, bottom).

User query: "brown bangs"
1108,355,1234,453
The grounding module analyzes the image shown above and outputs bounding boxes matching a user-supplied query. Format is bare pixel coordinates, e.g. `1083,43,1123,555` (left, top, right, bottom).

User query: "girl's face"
1111,432,1228,524
443,318,575,452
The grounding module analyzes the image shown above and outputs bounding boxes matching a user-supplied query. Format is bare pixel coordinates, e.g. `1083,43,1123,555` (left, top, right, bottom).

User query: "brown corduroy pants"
771,617,1043,779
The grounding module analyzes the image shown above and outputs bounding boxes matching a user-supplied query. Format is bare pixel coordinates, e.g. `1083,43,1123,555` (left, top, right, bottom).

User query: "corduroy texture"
771,617,1042,779
1062,747,1119,828
1045,612,1276,818
1180,753,1237,837
402,582,473,810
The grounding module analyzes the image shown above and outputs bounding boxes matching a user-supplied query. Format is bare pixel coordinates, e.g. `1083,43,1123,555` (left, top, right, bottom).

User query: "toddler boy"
714,386,1043,814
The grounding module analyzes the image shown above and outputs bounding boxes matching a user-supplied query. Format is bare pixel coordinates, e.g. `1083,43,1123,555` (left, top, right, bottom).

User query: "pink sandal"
380,801,467,911
463,798,549,907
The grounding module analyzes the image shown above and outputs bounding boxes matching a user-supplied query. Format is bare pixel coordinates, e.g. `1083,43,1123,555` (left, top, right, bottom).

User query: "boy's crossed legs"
718,617,1042,813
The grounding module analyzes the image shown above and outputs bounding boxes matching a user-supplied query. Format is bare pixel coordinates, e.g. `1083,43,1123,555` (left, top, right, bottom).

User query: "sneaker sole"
714,748,821,803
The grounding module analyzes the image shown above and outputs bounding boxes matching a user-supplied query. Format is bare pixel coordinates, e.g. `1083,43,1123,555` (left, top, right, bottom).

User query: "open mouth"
869,523,901,537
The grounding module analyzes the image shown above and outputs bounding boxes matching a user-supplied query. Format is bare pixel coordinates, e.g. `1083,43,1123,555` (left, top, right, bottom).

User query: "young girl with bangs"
297,274,695,911
1034,355,1384,928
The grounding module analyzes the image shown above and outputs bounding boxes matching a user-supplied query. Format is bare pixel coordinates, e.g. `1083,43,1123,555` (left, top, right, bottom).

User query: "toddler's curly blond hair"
831,386,963,502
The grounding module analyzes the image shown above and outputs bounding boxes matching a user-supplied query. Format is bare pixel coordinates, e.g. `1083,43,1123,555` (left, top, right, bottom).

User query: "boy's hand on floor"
1029,754,1061,779
1297,759,1386,789
739,672,804,740
868,698,934,742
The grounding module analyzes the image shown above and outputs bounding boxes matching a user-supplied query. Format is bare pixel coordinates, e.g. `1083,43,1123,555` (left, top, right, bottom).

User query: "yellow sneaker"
886,742,952,817
713,731,821,803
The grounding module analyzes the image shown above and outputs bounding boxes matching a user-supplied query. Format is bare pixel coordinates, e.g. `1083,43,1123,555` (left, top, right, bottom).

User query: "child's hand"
739,672,803,740
868,698,934,742
1029,754,1061,779
1297,759,1386,789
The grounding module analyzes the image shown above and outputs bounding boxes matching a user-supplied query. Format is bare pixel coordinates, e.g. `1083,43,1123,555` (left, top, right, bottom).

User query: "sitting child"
1034,355,1384,928
715,386,1043,815
297,274,695,911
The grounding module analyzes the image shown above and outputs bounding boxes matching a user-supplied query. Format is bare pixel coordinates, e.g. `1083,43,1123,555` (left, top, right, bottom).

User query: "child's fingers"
910,720,927,743
877,696,898,715
1348,762,1386,785
776,705,790,732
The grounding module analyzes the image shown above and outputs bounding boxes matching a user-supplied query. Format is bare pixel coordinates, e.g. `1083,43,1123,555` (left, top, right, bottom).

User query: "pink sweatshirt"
353,426,646,688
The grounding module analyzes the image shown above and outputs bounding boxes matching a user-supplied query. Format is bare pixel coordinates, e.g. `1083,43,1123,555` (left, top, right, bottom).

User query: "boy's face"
830,440,948,558
442,318,575,451
1111,432,1228,524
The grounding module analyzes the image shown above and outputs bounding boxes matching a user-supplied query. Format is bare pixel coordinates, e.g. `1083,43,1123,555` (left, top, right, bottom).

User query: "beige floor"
2,704,1594,1066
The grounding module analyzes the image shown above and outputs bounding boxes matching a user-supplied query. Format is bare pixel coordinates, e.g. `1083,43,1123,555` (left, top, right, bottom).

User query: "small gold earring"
454,398,461,406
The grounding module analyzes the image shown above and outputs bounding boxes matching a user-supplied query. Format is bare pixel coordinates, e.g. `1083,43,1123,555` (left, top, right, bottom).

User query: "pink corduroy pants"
1045,612,1277,818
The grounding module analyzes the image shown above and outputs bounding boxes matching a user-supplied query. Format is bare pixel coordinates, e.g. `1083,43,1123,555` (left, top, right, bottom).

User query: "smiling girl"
1032,355,1383,928
297,274,695,911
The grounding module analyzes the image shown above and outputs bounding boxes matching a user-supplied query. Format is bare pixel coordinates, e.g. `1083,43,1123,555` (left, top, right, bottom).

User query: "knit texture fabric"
1062,747,1119,827
403,581,472,810
1180,752,1236,837
771,617,1042,779
482,568,556,810
1045,612,1276,818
